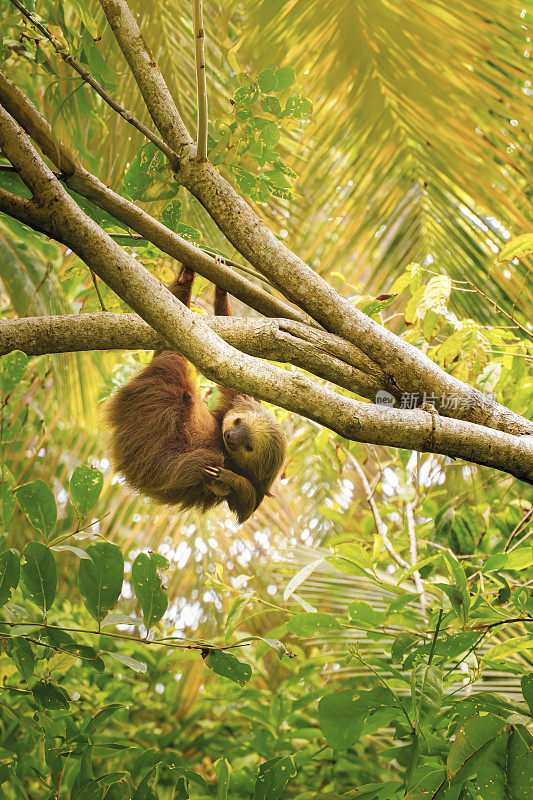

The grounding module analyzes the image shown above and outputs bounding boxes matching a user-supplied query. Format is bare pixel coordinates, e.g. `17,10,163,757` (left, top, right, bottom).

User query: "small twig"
347,453,410,572
9,0,180,169
405,500,427,617
89,269,106,311
192,0,208,161
504,506,533,552
427,609,443,665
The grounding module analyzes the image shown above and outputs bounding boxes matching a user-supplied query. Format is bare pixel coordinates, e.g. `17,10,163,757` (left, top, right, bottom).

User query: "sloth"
105,268,286,523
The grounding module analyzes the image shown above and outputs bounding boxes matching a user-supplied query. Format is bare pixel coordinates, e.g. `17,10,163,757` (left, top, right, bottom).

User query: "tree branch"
0,313,383,399
0,101,532,485
0,69,308,326
98,0,533,437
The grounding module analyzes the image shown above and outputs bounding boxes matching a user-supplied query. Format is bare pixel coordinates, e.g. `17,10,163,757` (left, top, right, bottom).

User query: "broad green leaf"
174,777,190,800
391,633,418,663
484,548,533,572
21,542,57,612
14,480,57,538
254,755,297,800
475,728,533,800
484,636,533,663
70,466,103,517
498,233,533,262
233,85,259,106
287,612,341,636
0,548,20,606
9,637,35,679
326,556,369,578
131,552,169,630
205,650,252,686
214,757,231,800
162,198,182,229
258,68,278,93
318,691,364,750
348,600,383,627
447,713,508,781
78,542,124,622
133,765,158,800
275,66,296,91
225,592,255,639
0,350,28,394
32,680,70,710
411,663,443,725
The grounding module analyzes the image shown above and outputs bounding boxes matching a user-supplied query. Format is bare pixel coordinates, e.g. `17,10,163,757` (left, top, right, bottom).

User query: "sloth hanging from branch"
105,268,287,523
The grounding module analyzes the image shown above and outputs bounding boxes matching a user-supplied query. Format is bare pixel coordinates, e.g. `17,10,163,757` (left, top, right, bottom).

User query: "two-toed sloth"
105,268,286,523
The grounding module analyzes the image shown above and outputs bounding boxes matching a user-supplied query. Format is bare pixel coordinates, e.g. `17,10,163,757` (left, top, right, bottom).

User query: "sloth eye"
245,444,253,452
234,418,241,425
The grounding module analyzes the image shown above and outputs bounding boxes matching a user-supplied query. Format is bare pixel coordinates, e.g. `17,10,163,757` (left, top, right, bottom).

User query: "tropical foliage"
0,1,532,799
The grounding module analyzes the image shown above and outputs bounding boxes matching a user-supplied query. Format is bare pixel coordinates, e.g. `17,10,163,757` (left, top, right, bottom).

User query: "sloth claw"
204,466,221,478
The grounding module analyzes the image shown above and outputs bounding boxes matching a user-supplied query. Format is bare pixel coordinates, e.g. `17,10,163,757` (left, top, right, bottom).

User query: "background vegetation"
0,1,531,798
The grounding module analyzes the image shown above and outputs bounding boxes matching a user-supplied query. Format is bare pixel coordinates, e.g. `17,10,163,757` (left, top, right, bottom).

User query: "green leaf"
234,85,258,106
84,704,125,736
0,350,28,394
484,548,533,572
0,467,16,526
475,728,533,800
32,680,70,710
326,556,369,578
0,548,20,606
78,541,124,622
78,773,128,800
447,713,509,781
411,662,443,725
254,755,297,800
283,559,322,602
131,552,169,630
205,650,252,686
258,68,278,93
287,612,341,636
348,600,383,627
108,652,147,673
253,118,280,148
522,674,533,715
9,637,35,679
484,635,533,663
318,691,364,750
14,480,57,538
214,757,231,800
70,466,103,518
498,233,533,262
162,198,182,229
260,96,282,116
174,777,190,800
274,66,296,91
21,541,57,612
225,592,254,639
69,0,99,38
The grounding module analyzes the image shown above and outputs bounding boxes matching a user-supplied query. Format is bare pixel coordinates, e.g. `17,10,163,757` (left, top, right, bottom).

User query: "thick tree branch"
98,0,532,437
0,103,531,484
0,313,383,399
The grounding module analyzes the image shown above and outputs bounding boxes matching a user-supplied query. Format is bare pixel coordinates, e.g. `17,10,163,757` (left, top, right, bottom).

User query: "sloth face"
222,403,286,489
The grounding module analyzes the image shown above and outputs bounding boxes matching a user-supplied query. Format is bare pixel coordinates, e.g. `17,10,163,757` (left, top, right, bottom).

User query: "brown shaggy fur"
104,269,286,523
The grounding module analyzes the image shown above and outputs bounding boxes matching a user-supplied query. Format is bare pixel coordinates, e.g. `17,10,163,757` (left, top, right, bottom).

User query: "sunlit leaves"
14,480,57,539
254,755,297,800
70,466,103,518
21,542,57,612
31,680,70,711
78,541,124,622
287,612,341,636
0,548,20,606
205,650,252,686
131,552,168,630
0,350,28,394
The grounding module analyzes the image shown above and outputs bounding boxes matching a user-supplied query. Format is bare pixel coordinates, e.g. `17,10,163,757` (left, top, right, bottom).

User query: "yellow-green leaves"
78,542,124,622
